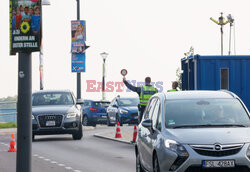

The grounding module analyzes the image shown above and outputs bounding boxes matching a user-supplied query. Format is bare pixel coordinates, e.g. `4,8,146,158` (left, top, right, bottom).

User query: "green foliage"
0,122,17,129
176,67,182,90
0,96,17,108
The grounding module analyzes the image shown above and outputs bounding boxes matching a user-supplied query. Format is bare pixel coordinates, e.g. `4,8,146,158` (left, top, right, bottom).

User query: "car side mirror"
76,99,84,105
142,119,153,132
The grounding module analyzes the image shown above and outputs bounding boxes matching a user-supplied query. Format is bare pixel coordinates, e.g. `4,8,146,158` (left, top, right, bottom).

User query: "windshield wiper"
172,124,247,129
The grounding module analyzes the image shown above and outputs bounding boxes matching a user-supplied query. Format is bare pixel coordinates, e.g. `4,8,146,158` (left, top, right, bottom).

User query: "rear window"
165,99,250,128
93,102,110,107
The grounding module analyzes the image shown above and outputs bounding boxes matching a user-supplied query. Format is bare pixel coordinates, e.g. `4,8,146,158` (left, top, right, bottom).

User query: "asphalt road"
0,126,135,172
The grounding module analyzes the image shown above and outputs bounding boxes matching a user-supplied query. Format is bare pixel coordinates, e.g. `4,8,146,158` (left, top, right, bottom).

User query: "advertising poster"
71,20,86,53
10,0,42,54
72,53,86,72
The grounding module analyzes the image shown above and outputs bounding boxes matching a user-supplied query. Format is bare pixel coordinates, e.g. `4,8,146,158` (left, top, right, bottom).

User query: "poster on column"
10,0,42,54
71,20,86,53
72,53,86,72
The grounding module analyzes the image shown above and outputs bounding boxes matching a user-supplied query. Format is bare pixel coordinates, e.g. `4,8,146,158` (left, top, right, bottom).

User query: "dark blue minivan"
81,100,110,127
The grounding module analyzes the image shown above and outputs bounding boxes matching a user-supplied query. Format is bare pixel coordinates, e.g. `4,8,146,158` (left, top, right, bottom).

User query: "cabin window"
220,68,229,90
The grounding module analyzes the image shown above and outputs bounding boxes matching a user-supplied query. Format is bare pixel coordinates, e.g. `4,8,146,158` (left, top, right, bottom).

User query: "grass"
0,122,17,129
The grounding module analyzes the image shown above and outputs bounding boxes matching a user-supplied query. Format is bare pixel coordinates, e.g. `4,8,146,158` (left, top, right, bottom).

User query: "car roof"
33,89,72,94
163,90,236,100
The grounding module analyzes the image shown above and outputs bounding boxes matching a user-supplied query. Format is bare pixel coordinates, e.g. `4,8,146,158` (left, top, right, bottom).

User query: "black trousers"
138,105,146,123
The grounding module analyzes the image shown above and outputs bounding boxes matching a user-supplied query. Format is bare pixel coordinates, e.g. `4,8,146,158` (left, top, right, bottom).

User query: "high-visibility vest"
139,85,157,106
168,89,177,92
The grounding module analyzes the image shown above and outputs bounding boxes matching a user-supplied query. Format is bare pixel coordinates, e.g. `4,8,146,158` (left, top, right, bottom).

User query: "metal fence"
0,101,17,123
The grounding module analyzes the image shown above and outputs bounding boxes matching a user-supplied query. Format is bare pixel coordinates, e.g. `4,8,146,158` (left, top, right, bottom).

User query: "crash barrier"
0,101,17,123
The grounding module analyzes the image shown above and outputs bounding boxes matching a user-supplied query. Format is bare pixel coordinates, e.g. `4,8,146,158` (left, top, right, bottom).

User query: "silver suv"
135,90,250,172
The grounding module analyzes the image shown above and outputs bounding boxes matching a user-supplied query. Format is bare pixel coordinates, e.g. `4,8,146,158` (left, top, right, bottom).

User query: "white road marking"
44,159,50,161
50,161,57,164
38,156,44,159
74,170,82,172
33,154,39,157
65,166,73,170
58,164,65,167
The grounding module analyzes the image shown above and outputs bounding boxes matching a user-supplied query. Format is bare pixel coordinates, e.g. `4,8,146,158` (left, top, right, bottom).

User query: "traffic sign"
121,69,128,76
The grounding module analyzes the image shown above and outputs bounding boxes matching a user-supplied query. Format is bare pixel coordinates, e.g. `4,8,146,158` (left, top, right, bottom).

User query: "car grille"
185,166,250,172
190,144,243,157
38,115,63,128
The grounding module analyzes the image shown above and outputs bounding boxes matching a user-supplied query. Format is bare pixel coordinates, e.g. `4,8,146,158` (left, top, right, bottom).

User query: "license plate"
46,121,55,126
102,116,107,118
134,116,138,119
203,160,235,168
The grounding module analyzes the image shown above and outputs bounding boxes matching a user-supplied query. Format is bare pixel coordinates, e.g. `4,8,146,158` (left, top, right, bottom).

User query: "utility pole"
76,0,81,99
227,14,234,55
100,52,108,100
210,13,229,55
16,52,32,172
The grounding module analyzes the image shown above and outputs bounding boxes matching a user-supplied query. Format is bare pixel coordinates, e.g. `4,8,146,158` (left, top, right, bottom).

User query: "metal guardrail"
0,101,17,123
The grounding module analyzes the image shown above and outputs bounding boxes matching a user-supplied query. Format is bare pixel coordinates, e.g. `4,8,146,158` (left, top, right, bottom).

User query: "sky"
1,0,250,101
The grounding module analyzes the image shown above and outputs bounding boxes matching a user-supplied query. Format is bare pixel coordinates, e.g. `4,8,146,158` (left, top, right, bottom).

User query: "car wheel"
32,134,35,141
153,154,160,172
72,122,83,140
136,152,144,172
82,115,88,126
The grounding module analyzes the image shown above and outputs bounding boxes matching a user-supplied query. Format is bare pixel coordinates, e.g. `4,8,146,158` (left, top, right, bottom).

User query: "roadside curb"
94,133,133,145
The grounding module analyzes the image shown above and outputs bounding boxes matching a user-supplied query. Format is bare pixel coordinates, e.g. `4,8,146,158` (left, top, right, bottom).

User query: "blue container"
181,55,250,110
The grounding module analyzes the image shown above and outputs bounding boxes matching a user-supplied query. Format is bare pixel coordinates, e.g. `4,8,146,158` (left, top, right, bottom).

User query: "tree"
176,67,182,90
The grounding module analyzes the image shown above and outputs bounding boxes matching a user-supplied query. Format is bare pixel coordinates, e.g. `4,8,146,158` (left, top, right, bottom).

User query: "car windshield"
119,98,139,106
32,92,74,106
94,101,110,107
165,99,250,128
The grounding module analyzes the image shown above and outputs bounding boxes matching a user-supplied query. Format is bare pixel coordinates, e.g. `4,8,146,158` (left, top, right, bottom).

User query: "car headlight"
119,109,128,114
32,115,35,120
66,113,77,118
165,139,189,171
247,145,250,159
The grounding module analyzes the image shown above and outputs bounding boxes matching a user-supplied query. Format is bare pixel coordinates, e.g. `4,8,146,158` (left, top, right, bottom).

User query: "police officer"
123,77,158,123
168,81,178,92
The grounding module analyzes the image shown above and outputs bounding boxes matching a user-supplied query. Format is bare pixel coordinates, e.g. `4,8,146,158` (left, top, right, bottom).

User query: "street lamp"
40,0,51,90
100,52,108,100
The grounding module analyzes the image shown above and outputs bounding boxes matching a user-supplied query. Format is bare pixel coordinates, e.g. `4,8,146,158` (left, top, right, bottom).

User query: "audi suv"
32,90,83,140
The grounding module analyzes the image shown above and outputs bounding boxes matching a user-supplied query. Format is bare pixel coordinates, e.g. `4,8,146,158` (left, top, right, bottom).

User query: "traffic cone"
115,122,122,138
8,133,17,152
131,125,137,143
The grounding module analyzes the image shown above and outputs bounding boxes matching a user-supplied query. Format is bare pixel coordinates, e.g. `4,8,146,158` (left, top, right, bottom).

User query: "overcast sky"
1,0,250,100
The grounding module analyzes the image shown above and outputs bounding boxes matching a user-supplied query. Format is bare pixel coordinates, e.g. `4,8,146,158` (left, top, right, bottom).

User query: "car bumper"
32,118,81,135
88,113,107,123
158,144,250,172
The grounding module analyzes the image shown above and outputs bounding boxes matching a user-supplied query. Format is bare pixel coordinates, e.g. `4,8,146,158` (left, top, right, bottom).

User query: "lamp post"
100,52,108,100
40,0,51,90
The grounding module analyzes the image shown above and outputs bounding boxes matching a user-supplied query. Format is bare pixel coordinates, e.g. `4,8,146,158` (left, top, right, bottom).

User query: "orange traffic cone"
131,125,137,143
8,133,17,152
115,122,122,138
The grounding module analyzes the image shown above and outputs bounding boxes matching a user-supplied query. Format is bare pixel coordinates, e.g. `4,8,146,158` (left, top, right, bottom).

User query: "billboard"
10,0,42,54
72,53,86,72
71,20,86,53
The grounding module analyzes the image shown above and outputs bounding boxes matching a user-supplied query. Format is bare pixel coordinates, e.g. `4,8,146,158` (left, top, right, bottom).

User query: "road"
0,126,135,172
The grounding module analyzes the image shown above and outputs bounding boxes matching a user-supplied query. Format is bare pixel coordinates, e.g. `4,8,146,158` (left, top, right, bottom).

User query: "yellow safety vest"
139,86,157,106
